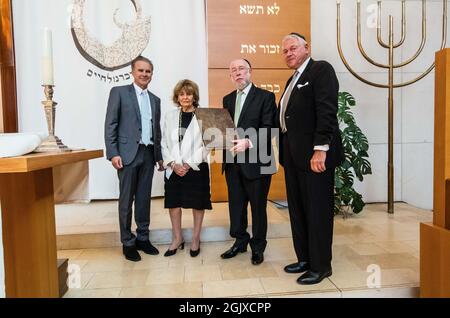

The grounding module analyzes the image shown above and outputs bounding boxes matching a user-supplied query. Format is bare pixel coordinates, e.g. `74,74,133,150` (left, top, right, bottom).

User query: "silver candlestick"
34,85,71,152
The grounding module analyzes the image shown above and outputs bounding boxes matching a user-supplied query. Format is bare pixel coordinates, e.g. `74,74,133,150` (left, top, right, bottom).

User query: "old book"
195,108,237,150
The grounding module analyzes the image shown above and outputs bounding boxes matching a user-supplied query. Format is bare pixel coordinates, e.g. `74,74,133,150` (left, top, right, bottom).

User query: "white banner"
13,0,208,199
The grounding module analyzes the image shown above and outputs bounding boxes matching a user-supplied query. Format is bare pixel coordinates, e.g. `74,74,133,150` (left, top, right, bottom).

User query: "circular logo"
71,0,151,71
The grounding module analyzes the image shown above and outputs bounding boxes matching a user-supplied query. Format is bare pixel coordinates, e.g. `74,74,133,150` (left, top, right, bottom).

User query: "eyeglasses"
230,66,249,74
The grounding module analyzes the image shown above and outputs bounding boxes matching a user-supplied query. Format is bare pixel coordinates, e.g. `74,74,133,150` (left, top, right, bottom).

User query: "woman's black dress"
164,110,212,210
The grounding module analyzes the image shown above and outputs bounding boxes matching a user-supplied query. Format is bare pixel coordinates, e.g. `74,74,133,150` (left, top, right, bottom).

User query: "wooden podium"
0,150,103,298
420,48,450,297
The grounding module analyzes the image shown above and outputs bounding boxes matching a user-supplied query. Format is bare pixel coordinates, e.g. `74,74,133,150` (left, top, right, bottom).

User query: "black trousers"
117,145,155,246
283,134,335,273
225,163,271,253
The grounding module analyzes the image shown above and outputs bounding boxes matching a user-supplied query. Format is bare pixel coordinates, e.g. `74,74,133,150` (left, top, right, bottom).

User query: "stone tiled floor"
55,199,288,235
58,201,430,298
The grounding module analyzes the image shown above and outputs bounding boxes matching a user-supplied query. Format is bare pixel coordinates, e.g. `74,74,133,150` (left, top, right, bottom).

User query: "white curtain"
13,0,208,199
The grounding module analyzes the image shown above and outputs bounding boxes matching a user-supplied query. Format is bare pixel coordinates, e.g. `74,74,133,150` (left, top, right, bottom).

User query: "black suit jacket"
222,84,277,180
277,59,343,171
104,84,163,165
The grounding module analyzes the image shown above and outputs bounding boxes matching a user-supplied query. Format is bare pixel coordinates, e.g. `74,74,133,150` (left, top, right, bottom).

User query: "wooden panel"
0,168,59,297
0,79,3,132
421,48,450,298
208,69,294,108
447,179,450,228
420,222,450,297
206,0,310,202
0,0,18,132
0,150,103,173
269,165,286,200
210,160,228,202
208,69,290,202
207,0,311,69
434,48,450,229
210,151,287,202
211,164,287,202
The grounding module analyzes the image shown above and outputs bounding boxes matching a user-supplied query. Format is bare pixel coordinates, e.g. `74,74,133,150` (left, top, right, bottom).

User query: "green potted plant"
334,92,372,216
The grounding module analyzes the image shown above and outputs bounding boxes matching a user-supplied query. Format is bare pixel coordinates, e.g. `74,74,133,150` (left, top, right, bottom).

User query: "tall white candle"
42,28,54,85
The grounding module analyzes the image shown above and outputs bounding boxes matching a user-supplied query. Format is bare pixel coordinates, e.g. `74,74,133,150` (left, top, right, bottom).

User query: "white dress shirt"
133,83,153,145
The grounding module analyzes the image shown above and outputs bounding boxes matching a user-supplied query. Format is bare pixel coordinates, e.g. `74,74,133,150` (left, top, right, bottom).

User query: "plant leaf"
335,91,371,215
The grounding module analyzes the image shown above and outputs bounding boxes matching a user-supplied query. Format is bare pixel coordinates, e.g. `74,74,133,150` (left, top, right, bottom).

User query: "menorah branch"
336,0,448,213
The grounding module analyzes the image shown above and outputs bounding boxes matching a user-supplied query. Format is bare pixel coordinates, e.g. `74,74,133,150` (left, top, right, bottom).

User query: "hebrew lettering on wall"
239,3,281,15
241,44,280,54
208,0,310,69
87,69,132,83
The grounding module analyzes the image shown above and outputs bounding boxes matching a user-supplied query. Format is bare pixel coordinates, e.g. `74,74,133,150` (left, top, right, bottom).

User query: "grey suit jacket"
104,84,162,165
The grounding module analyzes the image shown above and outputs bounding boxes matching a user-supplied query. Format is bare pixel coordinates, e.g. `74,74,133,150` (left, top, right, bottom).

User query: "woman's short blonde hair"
172,79,200,107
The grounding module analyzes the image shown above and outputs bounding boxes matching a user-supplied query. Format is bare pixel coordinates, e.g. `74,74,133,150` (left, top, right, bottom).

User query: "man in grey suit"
105,56,164,262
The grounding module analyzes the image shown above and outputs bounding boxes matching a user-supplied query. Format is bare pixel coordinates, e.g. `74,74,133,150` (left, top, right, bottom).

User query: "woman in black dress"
161,79,212,257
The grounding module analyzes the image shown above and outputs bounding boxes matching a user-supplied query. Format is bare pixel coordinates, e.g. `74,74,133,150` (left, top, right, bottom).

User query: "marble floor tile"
132,255,170,270
146,267,185,285
329,270,375,289
270,291,342,298
220,262,279,280
184,264,222,282
341,286,419,298
74,247,123,260
57,201,428,298
67,272,94,289
348,243,389,256
57,249,84,260
203,278,265,297
373,241,417,254
81,259,136,273
260,276,338,295
86,270,150,289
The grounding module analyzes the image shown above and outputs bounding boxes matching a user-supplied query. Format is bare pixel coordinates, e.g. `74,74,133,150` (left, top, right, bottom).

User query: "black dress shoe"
297,269,332,285
123,245,141,262
164,241,185,257
251,252,264,265
284,261,310,274
136,240,159,255
220,245,247,259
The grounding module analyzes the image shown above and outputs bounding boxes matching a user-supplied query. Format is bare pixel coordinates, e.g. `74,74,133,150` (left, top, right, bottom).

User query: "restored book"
195,108,237,149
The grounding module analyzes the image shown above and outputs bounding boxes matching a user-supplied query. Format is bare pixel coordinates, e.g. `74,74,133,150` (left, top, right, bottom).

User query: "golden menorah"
337,0,448,213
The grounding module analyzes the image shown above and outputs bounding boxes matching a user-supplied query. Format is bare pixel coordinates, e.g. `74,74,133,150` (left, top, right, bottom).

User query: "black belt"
139,143,154,148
